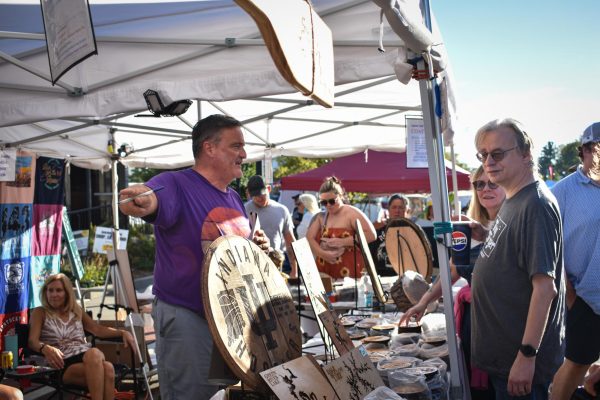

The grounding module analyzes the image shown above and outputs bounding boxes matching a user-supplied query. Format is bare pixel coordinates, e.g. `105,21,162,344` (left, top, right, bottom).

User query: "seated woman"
28,274,137,400
0,384,22,400
306,176,376,279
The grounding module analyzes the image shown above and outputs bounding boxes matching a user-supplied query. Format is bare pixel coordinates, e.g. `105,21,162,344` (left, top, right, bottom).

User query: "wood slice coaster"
384,218,433,281
355,219,387,304
203,236,302,391
362,335,391,345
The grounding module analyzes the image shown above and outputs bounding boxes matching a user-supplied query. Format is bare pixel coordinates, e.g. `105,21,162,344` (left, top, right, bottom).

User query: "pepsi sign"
451,231,468,251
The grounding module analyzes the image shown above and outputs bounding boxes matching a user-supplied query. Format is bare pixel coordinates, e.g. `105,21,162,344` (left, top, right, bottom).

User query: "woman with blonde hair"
296,194,319,239
28,274,137,400
306,176,376,278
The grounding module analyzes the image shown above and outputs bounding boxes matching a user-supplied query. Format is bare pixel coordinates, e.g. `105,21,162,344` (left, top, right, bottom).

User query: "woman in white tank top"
28,274,137,400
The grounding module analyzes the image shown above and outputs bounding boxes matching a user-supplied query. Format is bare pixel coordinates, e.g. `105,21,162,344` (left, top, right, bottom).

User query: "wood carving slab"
260,355,339,400
322,347,384,400
318,309,354,356
235,0,334,107
203,236,302,391
292,238,334,350
355,219,387,304
384,218,433,281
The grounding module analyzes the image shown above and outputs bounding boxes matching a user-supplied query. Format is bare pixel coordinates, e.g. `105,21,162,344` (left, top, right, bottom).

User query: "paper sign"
73,230,89,255
93,227,128,254
406,117,428,168
0,148,17,181
41,0,97,84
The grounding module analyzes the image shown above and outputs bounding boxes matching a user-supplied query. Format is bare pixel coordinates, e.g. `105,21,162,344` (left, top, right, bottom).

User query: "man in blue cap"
551,122,600,399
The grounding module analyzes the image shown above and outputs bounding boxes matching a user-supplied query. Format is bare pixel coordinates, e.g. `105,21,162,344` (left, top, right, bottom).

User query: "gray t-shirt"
471,181,565,384
245,199,294,253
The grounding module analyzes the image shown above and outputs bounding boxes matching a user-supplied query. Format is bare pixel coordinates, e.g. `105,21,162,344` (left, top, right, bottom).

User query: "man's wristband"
39,343,46,353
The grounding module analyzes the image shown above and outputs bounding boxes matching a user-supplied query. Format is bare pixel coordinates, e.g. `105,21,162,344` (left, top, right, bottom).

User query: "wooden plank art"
355,219,387,304
291,238,334,350
234,0,334,107
202,236,302,391
318,309,354,356
384,218,433,281
322,347,384,400
260,355,339,400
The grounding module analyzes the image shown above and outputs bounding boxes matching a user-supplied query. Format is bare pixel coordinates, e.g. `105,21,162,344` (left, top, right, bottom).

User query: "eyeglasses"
319,198,337,207
472,180,499,191
476,146,517,162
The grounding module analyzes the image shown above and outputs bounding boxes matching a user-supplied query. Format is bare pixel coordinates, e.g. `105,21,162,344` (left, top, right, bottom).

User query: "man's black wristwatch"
519,344,538,358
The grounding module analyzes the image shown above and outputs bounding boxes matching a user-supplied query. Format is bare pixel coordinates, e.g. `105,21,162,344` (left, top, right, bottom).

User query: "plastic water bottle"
358,271,373,308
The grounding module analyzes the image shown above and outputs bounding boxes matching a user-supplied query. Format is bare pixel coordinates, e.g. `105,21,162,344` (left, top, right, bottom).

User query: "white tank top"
40,311,91,358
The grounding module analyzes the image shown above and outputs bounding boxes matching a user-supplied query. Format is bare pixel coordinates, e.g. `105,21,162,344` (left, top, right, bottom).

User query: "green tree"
444,150,472,172
538,141,558,180
273,156,330,180
555,141,580,179
128,167,164,183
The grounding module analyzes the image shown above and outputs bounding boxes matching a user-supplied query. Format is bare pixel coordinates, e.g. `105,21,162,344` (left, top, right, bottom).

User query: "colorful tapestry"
0,153,64,349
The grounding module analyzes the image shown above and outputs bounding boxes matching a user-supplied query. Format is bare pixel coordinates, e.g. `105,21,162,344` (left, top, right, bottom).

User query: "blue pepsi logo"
452,231,468,251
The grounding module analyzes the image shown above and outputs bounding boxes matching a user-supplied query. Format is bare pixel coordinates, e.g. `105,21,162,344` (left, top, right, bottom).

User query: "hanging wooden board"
202,236,302,391
322,347,384,400
355,219,387,304
291,238,334,350
260,355,339,400
234,0,334,107
384,218,433,281
318,309,354,356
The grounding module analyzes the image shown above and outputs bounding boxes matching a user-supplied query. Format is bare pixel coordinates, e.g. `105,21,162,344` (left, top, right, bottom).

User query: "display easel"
97,246,154,399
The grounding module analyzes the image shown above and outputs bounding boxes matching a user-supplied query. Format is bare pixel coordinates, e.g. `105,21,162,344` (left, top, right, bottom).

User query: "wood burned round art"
384,218,433,281
202,236,302,391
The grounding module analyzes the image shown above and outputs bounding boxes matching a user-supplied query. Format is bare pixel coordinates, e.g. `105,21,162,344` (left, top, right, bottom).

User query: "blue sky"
431,1,600,167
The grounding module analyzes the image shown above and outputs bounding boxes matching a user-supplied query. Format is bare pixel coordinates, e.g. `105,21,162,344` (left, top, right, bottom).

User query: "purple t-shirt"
146,169,250,316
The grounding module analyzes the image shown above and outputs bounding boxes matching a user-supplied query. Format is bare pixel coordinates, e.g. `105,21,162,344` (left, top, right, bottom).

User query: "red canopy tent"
280,150,471,193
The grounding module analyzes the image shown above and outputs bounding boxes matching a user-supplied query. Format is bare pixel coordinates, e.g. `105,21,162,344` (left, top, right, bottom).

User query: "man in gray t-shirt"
245,175,298,277
470,118,565,399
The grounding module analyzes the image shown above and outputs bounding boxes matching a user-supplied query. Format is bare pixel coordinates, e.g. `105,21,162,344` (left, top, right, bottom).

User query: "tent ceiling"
0,0,431,170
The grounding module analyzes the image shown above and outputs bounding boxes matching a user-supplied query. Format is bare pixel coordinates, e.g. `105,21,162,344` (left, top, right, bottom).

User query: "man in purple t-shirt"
119,115,269,399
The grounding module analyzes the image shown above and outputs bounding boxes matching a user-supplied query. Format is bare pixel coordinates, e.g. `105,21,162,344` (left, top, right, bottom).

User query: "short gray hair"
475,118,536,172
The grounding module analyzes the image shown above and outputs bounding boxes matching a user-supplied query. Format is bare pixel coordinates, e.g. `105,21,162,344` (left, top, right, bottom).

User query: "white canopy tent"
1,0,467,396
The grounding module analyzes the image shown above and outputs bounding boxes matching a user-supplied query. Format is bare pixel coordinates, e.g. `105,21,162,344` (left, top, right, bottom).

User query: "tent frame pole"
417,59,465,399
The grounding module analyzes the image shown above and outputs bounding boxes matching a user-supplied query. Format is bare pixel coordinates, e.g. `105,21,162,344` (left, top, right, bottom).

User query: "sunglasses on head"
319,198,337,206
472,180,499,191
476,146,517,163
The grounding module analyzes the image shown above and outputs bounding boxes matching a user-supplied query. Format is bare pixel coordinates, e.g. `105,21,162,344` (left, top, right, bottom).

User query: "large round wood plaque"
202,236,302,391
384,218,433,281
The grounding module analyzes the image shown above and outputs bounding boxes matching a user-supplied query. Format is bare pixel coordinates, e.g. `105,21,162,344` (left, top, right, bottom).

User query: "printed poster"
0,152,35,204
406,117,428,168
41,0,97,84
93,227,128,254
0,148,17,182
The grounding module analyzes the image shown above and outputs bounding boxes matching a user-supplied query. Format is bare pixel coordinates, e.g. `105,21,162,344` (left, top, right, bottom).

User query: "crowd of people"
4,115,597,400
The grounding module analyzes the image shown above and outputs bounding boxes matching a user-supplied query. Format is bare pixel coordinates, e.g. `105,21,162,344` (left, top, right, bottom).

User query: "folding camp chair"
15,323,134,400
